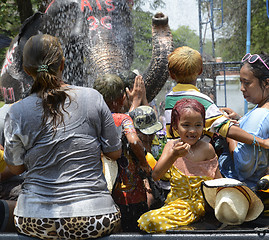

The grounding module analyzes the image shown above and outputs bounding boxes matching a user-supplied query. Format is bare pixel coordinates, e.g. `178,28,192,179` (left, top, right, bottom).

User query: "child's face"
176,108,203,145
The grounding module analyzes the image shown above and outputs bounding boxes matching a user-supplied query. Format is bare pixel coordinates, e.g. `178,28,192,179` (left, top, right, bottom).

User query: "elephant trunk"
142,12,173,103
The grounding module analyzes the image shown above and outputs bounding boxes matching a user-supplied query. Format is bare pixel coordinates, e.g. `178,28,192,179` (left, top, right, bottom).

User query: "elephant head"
0,0,173,103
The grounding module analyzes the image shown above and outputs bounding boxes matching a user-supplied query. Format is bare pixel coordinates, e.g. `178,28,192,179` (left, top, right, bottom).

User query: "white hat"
201,178,264,225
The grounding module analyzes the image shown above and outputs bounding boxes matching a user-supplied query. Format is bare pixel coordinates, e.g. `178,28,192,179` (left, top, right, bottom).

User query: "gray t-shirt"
4,86,121,218
0,104,10,146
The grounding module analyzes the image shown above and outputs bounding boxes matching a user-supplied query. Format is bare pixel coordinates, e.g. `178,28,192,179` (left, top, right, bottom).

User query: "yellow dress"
0,150,6,173
137,164,212,233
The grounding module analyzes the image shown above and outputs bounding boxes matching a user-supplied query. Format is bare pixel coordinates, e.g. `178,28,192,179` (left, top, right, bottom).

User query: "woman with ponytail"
4,34,122,239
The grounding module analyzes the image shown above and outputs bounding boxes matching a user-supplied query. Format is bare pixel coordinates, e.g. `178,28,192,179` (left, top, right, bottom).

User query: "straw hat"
202,178,264,225
102,155,118,193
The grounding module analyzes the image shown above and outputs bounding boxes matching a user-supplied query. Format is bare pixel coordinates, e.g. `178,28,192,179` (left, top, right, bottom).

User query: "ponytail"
23,34,70,130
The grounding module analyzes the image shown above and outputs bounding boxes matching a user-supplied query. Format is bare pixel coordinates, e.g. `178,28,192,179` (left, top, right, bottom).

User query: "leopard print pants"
14,209,121,240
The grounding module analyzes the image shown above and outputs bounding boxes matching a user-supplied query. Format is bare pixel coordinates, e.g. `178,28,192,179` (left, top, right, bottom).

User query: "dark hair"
243,52,269,91
23,34,70,130
169,98,205,138
118,70,137,90
93,74,125,104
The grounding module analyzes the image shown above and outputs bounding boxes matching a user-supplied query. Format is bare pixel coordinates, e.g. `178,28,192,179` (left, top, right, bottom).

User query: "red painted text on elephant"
1,42,18,77
0,87,15,103
81,0,115,30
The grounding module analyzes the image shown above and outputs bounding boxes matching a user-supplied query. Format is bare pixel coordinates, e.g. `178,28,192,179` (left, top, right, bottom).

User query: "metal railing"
198,61,241,107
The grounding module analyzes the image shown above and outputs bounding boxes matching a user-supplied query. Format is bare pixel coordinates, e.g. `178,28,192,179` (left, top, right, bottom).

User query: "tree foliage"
131,10,153,72
0,0,43,65
251,0,269,54
0,1,20,37
172,25,212,59
133,0,165,11
213,0,269,61
0,1,20,67
131,0,165,72
172,25,201,50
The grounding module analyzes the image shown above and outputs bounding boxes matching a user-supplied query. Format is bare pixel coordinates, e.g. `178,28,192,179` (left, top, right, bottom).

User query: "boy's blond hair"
168,46,203,83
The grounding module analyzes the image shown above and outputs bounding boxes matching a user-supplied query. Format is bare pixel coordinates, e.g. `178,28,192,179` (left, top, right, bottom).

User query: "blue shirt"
219,106,269,189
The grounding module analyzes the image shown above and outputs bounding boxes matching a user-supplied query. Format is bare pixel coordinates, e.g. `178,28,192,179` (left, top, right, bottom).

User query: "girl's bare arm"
152,140,190,181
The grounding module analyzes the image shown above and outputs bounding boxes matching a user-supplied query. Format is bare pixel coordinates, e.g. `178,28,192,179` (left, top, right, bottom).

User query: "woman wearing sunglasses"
219,52,269,190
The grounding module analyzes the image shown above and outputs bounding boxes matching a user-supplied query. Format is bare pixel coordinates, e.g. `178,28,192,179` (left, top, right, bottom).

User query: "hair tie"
37,65,49,73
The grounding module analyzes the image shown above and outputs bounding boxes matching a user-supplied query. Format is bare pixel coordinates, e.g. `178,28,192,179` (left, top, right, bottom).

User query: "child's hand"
152,139,190,181
171,139,191,157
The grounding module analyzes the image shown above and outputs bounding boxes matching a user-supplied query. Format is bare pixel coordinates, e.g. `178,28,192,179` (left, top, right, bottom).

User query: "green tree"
0,0,42,37
251,0,269,54
172,25,212,56
0,1,20,67
133,0,165,11
131,10,153,72
172,25,200,50
0,0,42,65
211,0,269,61
0,1,20,35
130,0,165,72
214,0,247,61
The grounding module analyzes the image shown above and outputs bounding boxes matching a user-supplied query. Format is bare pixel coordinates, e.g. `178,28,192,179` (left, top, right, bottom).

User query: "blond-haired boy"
165,46,268,149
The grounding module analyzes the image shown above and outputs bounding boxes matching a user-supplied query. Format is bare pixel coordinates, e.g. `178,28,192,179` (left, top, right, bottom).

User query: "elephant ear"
0,12,45,103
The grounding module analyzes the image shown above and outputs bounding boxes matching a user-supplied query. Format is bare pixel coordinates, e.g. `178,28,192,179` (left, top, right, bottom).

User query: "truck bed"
1,214,269,239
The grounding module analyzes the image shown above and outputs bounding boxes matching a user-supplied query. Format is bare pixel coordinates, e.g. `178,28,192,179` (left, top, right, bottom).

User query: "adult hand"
125,75,148,111
261,138,269,149
220,107,241,121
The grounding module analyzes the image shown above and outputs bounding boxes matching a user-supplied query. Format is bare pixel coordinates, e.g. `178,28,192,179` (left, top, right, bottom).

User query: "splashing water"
43,0,134,88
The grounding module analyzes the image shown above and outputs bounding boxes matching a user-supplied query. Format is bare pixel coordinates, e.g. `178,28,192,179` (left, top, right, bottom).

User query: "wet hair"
242,52,269,91
23,34,70,130
93,74,125,105
118,70,137,90
169,98,205,138
168,46,203,84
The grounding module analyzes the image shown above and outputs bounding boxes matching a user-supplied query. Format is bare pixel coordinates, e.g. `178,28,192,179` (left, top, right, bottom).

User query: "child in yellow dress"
138,98,222,233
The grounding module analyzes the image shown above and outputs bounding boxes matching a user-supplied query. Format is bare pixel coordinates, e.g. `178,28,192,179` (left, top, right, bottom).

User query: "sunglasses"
241,53,269,71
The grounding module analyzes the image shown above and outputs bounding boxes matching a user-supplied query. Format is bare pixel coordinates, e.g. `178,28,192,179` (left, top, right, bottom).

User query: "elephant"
0,0,173,104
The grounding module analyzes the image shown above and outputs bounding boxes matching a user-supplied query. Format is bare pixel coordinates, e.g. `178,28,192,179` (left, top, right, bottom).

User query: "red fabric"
112,113,147,205
174,155,219,179
112,113,136,134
